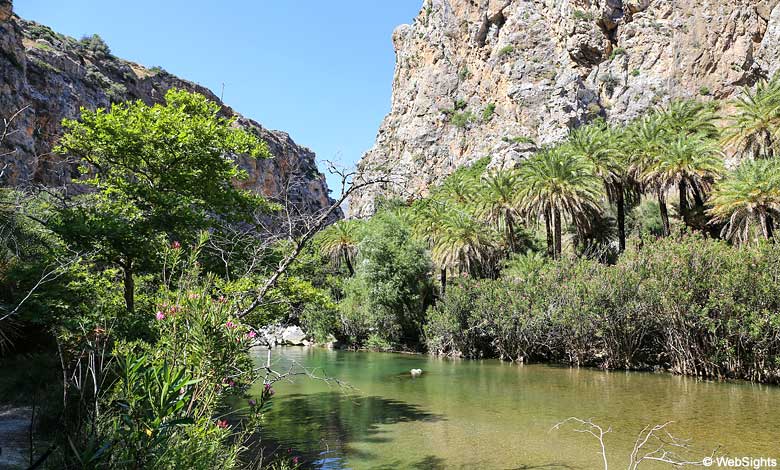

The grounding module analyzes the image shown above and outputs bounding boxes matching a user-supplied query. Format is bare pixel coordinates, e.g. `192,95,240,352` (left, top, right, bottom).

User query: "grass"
497,45,514,57
482,103,496,122
573,9,595,21
609,47,626,60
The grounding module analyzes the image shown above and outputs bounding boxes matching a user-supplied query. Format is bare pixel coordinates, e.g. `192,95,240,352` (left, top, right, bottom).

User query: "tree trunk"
768,214,775,241
123,259,134,313
678,179,688,225
554,208,562,260
766,129,774,159
343,248,354,276
760,212,771,240
616,182,626,253
545,208,553,257
440,267,447,297
658,190,670,237
691,183,704,207
506,211,516,253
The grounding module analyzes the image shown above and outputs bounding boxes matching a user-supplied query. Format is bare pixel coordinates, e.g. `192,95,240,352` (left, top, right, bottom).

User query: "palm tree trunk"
440,267,447,297
343,248,354,276
760,211,771,240
766,129,774,159
616,182,626,253
691,183,704,207
545,208,553,257
658,189,670,237
761,209,775,242
679,179,688,225
506,211,517,253
122,258,134,313
554,208,562,260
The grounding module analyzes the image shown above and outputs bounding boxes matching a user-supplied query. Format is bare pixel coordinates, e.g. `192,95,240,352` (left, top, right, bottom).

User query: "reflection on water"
248,347,780,469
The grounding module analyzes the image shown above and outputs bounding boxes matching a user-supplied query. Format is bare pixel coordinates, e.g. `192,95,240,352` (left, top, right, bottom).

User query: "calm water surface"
248,347,780,469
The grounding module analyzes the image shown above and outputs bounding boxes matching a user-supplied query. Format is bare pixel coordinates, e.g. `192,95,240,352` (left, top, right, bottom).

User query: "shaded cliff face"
0,5,335,215
349,0,780,217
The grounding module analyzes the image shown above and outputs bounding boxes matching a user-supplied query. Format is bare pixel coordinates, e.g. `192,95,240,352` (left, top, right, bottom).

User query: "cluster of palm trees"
320,75,780,293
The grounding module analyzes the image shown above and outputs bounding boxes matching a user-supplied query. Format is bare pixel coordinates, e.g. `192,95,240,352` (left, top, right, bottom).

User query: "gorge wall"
349,0,780,217
0,1,335,215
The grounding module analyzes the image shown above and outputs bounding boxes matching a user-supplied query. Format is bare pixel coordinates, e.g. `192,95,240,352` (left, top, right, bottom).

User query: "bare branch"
235,166,394,319
552,417,719,470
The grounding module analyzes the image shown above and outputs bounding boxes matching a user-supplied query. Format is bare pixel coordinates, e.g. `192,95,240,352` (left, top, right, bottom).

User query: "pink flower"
292,456,300,465
228,380,235,387
225,321,236,329
216,419,229,429
171,241,181,250
247,331,257,339
188,293,199,299
248,399,256,407
155,311,165,320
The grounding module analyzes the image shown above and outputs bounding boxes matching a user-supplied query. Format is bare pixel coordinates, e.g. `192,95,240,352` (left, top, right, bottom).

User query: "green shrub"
482,103,496,122
609,47,626,60
699,86,711,96
425,236,780,382
573,9,594,21
451,111,476,128
339,209,433,349
497,45,514,57
78,33,112,58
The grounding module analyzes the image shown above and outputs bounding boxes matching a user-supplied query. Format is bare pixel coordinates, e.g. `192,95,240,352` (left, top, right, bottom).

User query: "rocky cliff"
349,0,780,217
0,3,335,215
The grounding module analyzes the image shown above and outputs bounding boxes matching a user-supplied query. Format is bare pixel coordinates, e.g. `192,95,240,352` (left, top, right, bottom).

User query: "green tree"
517,146,603,259
317,220,362,276
54,89,270,312
708,159,780,243
722,75,780,159
567,122,630,252
626,113,672,235
476,169,522,252
339,209,433,348
640,135,723,225
431,210,499,290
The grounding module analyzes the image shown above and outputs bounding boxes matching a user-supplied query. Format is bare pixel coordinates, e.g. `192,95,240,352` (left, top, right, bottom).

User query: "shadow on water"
365,455,447,470
258,392,445,469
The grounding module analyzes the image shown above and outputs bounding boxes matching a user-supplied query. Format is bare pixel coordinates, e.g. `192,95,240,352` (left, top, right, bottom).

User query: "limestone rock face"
0,4,336,216
349,0,780,217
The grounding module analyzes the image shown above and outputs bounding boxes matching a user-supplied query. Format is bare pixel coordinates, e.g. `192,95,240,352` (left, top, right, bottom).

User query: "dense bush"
425,236,780,382
338,208,434,349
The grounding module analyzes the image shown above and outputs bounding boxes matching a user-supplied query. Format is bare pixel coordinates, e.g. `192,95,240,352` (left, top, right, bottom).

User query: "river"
247,347,780,469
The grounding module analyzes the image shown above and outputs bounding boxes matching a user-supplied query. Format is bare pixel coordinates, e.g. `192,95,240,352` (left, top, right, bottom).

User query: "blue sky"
15,1,422,195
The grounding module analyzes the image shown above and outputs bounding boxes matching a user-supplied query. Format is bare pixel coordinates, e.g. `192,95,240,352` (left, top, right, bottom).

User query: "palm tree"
722,75,780,159
437,169,478,206
708,159,780,244
516,146,603,259
660,99,719,139
567,121,630,251
626,112,672,235
476,169,522,252
641,135,724,224
431,210,499,286
317,220,361,275
408,198,450,294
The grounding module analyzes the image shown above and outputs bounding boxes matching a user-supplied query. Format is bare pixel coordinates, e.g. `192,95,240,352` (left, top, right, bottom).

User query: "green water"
249,347,780,469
